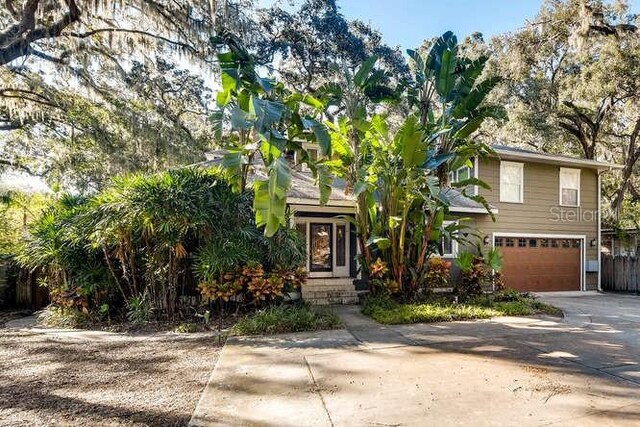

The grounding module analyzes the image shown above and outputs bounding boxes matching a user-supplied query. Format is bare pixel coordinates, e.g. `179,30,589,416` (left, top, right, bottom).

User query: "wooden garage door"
496,237,581,292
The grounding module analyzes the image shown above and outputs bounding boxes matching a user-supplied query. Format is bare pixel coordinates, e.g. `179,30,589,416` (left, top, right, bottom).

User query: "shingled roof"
195,152,493,213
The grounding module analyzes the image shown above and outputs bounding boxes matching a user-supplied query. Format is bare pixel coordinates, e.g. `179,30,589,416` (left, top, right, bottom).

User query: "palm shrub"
454,251,486,299
485,247,505,291
454,248,505,298
17,194,114,312
17,168,308,320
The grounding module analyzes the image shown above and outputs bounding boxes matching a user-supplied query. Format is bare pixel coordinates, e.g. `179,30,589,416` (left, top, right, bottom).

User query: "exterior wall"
460,157,600,290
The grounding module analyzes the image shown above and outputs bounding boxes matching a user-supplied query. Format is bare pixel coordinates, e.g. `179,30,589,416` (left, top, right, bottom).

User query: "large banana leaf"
397,116,426,167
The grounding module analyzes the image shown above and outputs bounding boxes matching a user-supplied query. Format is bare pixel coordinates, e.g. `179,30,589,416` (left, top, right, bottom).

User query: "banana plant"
361,114,458,291
316,56,401,268
407,31,506,188
211,31,331,236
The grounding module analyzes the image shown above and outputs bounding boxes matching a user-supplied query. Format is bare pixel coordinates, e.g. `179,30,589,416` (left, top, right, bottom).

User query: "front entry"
296,219,350,278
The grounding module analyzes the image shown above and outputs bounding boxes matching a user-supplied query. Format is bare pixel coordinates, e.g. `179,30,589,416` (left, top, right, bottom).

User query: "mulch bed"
0,326,222,426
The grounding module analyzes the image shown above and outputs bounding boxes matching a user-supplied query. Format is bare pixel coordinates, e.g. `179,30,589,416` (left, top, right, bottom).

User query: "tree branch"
0,158,48,177
0,0,80,65
67,28,199,56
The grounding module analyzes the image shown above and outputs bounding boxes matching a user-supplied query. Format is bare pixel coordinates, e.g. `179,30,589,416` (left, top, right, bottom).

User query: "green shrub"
454,251,486,298
15,168,308,320
363,291,561,325
231,304,343,336
127,295,155,323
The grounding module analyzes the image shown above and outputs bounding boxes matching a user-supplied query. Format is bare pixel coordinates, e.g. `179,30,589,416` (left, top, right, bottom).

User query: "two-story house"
449,145,618,292
286,145,619,303
200,144,618,303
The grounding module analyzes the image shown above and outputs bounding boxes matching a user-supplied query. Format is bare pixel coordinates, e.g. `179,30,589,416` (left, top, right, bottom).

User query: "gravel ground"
0,323,222,426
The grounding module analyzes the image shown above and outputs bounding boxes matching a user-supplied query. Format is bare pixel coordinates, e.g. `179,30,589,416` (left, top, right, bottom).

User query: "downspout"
597,169,605,292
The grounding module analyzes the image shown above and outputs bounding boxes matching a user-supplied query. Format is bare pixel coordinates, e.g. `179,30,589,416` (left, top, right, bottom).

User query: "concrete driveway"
191,293,640,426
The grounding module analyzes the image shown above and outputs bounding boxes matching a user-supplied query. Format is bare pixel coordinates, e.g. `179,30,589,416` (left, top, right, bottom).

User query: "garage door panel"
497,237,581,292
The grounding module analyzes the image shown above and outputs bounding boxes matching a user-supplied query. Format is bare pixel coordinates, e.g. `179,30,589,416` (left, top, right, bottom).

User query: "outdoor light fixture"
590,238,597,247
483,235,490,245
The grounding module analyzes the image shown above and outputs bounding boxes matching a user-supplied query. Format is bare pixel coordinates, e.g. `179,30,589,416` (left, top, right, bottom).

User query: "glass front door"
310,223,332,272
297,219,351,277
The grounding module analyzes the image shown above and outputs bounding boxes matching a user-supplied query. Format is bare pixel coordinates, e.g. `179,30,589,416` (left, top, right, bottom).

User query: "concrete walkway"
191,300,640,426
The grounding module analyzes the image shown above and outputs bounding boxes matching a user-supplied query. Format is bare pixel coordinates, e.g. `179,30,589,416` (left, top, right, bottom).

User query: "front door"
297,219,351,278
310,223,332,273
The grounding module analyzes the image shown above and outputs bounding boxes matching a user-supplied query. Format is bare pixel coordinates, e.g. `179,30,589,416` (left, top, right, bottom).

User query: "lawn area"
362,292,562,325
231,304,343,336
0,316,222,426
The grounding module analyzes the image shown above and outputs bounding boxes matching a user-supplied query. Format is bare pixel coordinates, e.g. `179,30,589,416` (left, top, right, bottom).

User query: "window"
449,160,476,195
560,168,580,206
500,161,524,203
505,238,515,247
495,237,504,247
441,221,458,257
336,225,346,267
518,238,527,247
529,239,538,248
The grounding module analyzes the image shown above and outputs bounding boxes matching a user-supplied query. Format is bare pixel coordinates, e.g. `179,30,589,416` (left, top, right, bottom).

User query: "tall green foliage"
406,31,504,187
212,31,332,236
16,168,306,318
326,32,502,294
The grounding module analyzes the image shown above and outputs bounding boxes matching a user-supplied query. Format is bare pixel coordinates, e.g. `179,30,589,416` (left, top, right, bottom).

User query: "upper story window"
559,167,580,207
295,146,320,172
500,161,524,203
449,159,476,195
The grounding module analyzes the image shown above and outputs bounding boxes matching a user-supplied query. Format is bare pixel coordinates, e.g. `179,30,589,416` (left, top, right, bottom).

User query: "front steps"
302,278,359,305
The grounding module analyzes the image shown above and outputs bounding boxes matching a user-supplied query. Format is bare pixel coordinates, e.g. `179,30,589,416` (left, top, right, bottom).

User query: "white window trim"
441,220,459,258
474,156,479,196
559,167,581,207
500,161,524,203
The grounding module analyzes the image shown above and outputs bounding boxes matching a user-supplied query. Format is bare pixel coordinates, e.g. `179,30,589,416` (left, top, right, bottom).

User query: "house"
201,144,619,302
445,145,622,292
601,228,640,256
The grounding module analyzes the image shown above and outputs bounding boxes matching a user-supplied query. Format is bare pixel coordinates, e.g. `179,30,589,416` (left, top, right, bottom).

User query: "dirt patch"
0,328,222,426
0,310,32,328
520,364,572,403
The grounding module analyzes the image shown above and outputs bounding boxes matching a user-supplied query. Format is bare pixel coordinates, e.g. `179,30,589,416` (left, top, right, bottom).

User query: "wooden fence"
602,255,640,293
0,262,7,305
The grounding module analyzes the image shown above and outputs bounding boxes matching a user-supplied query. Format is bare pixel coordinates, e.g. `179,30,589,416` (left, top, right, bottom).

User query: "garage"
495,236,582,292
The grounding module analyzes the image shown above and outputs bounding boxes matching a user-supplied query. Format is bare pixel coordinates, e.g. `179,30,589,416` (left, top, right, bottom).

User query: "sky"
338,0,544,48
265,0,640,50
